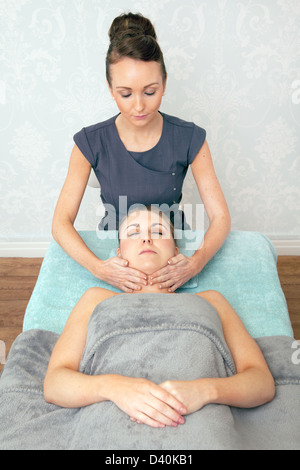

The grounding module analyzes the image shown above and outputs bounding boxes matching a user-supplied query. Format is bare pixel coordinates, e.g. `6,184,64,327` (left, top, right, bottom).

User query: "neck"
117,111,162,137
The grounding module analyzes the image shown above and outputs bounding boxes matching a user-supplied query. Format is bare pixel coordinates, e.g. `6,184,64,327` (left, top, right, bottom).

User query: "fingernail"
171,422,178,427
178,417,185,425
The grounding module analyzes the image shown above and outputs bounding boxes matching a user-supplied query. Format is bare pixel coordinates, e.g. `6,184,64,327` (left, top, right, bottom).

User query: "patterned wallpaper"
1,0,299,242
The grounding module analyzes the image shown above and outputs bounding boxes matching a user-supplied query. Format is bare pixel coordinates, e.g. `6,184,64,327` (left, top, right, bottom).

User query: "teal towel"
23,230,293,338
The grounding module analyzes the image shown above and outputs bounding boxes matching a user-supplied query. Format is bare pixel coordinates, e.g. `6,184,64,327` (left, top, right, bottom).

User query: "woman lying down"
44,206,275,429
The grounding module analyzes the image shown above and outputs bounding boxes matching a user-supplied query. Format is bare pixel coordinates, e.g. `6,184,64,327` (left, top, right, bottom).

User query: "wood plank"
277,256,300,275
0,300,28,327
0,258,43,277
277,256,300,284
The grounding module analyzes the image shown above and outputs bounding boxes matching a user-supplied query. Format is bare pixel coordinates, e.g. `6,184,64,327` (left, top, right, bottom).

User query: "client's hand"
98,257,148,293
159,379,211,415
108,376,187,428
149,254,198,292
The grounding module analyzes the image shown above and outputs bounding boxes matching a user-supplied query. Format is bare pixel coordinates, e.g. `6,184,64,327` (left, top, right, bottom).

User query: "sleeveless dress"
73,112,206,229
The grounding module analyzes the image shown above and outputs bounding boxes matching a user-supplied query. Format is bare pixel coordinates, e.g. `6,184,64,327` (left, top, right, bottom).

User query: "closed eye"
128,232,139,237
120,91,156,99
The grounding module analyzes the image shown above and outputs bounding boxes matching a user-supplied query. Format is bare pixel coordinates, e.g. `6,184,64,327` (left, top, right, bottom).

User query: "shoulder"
73,115,119,163
196,290,226,307
195,290,233,319
162,113,205,133
162,112,195,129
81,287,120,312
77,115,118,137
65,287,120,331
195,291,245,332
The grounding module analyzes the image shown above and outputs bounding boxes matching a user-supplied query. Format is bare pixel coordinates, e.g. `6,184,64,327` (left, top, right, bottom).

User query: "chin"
136,260,164,274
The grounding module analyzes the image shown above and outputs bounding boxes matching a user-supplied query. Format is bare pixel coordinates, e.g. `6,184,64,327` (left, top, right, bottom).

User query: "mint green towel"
23,230,293,338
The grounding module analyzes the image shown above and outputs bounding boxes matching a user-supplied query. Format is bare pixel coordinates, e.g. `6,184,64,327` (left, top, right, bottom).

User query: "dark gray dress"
74,112,206,229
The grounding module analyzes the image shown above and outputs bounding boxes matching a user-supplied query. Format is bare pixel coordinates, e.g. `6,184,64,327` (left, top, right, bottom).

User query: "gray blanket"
0,294,299,450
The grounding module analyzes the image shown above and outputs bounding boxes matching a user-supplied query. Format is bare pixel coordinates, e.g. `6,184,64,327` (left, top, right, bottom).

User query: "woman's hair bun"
108,12,157,42
106,12,167,86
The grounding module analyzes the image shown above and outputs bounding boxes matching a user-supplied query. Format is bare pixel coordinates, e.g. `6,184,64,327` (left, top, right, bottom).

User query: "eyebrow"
116,82,160,90
125,222,167,230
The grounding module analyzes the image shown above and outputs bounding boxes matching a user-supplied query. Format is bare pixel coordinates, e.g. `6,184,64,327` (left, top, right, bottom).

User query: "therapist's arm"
190,140,231,272
52,145,100,274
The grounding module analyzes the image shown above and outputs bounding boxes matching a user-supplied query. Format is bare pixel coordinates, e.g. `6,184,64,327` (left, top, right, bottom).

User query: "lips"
134,115,148,120
139,249,157,255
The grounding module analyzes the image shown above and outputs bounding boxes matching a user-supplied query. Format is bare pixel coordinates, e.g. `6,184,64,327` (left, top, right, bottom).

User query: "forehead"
110,58,163,87
121,210,163,230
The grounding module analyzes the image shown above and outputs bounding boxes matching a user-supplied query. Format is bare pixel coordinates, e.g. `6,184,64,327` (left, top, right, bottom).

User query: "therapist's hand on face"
149,254,199,292
99,256,148,293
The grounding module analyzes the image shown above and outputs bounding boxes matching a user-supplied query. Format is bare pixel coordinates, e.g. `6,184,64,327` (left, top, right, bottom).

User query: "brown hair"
106,13,167,87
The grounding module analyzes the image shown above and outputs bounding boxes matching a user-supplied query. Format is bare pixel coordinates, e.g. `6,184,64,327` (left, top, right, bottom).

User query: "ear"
174,246,179,256
116,247,121,257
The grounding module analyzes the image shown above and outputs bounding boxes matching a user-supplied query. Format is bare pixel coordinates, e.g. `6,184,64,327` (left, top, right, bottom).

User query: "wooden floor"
0,256,299,374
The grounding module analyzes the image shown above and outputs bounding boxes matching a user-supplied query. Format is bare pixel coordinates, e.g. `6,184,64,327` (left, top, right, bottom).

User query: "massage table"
0,231,299,450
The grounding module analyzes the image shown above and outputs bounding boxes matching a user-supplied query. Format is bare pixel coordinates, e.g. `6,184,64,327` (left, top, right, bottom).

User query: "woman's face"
108,57,166,128
117,210,178,275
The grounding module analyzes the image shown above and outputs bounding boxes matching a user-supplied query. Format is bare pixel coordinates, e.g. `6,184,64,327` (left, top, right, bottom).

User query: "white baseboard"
271,240,300,256
0,242,51,258
0,239,299,258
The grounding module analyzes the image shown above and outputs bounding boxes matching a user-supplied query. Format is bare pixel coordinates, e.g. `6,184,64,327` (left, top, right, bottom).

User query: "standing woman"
52,12,231,293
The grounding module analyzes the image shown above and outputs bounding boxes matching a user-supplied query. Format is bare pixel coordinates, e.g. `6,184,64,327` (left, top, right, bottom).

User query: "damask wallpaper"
0,0,299,242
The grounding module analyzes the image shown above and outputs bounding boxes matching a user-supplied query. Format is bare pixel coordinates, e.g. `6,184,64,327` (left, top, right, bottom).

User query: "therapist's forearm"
192,213,231,271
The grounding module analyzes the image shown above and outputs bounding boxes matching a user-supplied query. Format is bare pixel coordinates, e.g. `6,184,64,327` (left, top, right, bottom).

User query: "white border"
0,239,299,257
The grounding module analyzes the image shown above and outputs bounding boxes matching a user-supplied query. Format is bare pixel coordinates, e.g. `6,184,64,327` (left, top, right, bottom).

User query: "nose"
142,237,153,244
134,95,145,113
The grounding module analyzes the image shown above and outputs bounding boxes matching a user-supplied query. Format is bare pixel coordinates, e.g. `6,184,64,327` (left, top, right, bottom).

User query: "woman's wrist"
195,378,219,407
94,374,121,403
191,249,206,275
90,257,105,280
